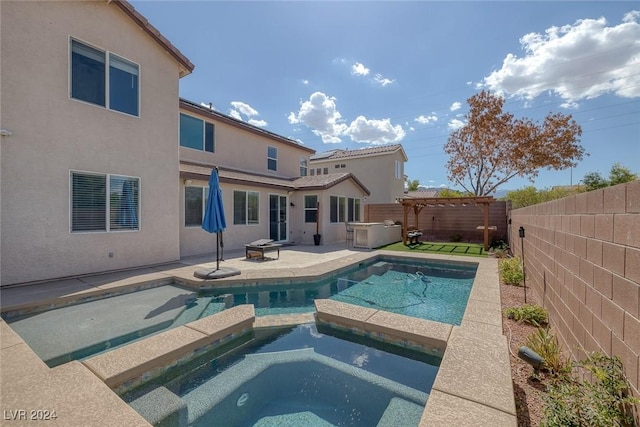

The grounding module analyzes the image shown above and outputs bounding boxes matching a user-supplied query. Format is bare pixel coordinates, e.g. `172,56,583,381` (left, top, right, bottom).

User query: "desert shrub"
541,352,640,427
525,327,568,376
499,257,524,285
506,304,548,326
450,233,463,242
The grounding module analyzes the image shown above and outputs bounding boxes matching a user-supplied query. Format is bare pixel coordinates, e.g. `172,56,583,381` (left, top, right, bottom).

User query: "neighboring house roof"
405,189,441,198
310,144,408,162
179,162,370,195
111,0,194,77
180,99,315,154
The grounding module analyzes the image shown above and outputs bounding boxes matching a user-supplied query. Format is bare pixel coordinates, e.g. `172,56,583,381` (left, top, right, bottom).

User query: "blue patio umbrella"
202,167,226,270
120,179,138,229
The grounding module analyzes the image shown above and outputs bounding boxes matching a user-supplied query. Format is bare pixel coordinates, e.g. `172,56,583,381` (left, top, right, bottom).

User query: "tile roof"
406,189,440,198
179,163,370,194
111,1,194,76
310,144,406,161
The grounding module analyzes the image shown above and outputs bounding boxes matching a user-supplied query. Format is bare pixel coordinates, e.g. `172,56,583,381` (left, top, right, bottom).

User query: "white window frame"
304,195,318,224
184,185,208,227
233,190,260,225
267,146,278,171
69,37,140,117
70,170,140,233
395,160,402,180
300,156,308,176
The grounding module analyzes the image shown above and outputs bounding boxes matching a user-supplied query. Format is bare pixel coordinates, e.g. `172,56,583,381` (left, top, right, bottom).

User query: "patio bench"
245,240,282,260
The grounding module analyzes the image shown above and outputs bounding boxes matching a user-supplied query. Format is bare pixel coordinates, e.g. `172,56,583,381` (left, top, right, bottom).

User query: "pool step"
173,297,224,326
377,396,425,427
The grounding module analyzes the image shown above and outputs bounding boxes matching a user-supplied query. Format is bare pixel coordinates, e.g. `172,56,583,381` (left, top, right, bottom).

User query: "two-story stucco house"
309,144,408,204
0,1,370,286
0,0,195,286
177,99,369,257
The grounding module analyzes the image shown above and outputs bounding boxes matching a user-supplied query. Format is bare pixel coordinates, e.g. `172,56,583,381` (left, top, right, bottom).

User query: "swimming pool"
123,323,439,427
3,256,476,366
205,257,476,324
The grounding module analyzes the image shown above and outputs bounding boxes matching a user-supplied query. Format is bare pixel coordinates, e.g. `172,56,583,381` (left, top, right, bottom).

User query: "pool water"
123,324,440,427
3,256,475,367
205,258,477,325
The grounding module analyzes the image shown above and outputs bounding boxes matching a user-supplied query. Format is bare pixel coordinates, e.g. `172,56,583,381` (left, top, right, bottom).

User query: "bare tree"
444,90,585,196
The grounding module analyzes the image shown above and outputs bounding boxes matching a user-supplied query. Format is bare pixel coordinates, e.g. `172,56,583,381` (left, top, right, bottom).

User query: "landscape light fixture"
519,226,527,303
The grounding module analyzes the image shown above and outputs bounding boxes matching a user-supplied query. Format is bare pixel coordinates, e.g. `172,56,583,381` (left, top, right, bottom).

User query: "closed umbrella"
202,166,226,270
119,179,138,229
194,167,239,279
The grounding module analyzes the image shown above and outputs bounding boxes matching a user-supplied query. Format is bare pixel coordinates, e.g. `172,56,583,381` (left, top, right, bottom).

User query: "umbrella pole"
216,232,220,271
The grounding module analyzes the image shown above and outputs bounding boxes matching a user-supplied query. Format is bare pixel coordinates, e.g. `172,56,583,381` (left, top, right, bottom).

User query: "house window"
334,164,340,169
71,172,139,232
329,196,346,223
184,186,208,227
316,168,321,175
304,195,318,223
233,190,259,225
300,157,308,176
267,146,278,171
70,39,139,116
323,167,328,174
310,169,315,176
347,198,361,222
180,113,214,152
395,160,402,180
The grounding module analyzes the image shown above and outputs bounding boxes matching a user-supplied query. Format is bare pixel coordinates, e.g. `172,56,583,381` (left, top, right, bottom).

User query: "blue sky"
132,1,639,192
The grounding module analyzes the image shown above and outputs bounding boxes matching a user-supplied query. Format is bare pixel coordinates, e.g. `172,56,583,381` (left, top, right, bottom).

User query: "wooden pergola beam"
397,196,496,250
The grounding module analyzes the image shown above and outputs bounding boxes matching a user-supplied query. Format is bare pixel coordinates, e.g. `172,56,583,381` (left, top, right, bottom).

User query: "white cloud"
248,119,268,127
345,116,405,145
302,79,309,85
230,101,258,117
229,101,267,127
415,114,438,124
351,62,370,76
289,92,405,145
448,119,465,130
288,92,347,143
450,101,462,112
482,11,640,102
373,73,395,86
200,102,215,110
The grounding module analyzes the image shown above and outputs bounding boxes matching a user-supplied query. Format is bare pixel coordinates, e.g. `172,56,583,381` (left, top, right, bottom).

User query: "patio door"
269,194,288,242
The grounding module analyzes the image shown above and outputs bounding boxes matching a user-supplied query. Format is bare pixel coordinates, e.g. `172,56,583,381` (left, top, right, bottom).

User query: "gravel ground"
500,281,548,426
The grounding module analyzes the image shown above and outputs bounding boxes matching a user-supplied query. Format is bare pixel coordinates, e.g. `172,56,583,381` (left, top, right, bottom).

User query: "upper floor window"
300,157,308,176
268,146,278,171
233,190,259,225
71,172,139,232
304,195,318,223
310,169,315,176
185,186,208,227
70,39,139,116
180,113,214,152
323,167,329,174
395,160,402,180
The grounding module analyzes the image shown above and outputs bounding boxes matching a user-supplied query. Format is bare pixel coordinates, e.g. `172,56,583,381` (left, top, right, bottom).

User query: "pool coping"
0,251,516,426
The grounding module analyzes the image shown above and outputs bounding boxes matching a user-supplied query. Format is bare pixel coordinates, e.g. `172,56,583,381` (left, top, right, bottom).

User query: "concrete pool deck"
1,244,516,426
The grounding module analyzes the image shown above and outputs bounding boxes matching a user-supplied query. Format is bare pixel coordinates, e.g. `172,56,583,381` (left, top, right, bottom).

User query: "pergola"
398,196,497,250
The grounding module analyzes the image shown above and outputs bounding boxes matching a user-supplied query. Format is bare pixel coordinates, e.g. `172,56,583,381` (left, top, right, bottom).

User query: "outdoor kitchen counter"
350,222,402,249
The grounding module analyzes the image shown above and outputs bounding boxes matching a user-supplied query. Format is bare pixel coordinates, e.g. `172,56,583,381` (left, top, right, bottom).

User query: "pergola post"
483,202,490,251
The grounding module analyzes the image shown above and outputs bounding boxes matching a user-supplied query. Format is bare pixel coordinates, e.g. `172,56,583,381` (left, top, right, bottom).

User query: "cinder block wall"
510,180,640,397
365,201,508,244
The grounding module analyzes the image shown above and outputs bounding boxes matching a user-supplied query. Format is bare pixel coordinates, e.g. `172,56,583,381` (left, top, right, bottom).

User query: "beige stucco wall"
0,1,184,285
310,151,405,204
179,177,367,256
510,181,640,398
180,180,292,257
179,107,310,179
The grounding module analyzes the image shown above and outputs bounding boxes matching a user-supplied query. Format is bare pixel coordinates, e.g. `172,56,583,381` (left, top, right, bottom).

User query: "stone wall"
509,180,640,397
